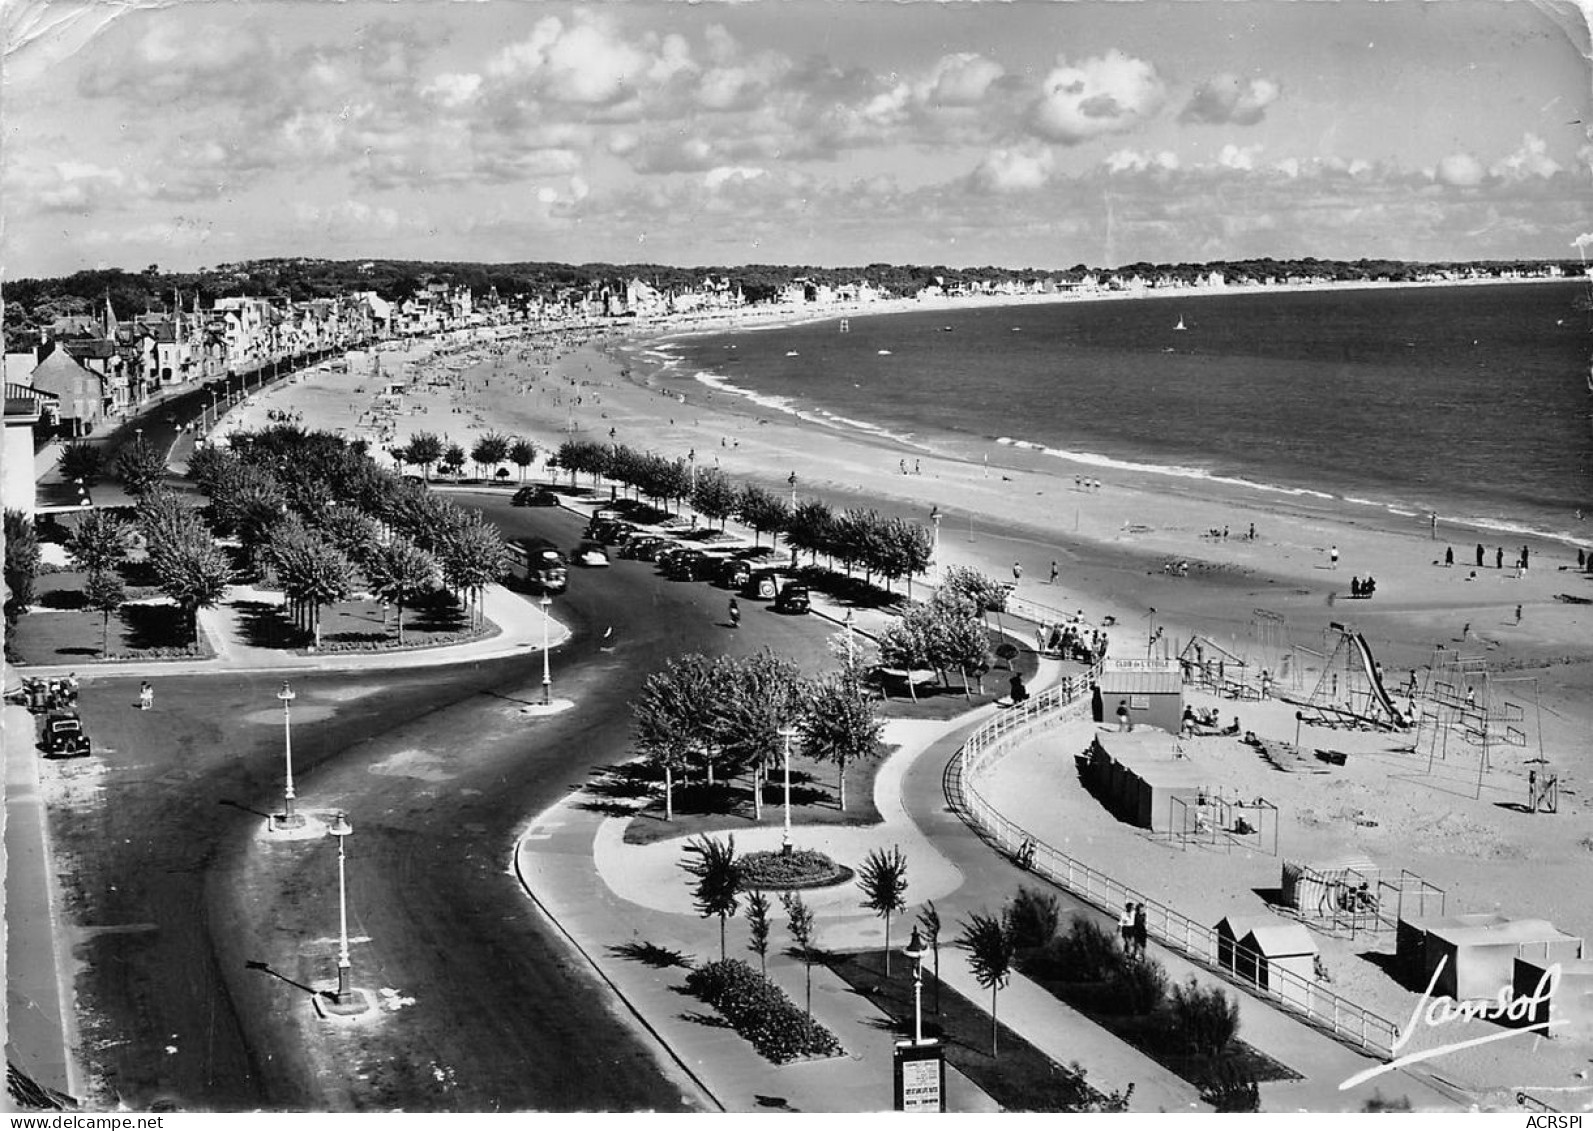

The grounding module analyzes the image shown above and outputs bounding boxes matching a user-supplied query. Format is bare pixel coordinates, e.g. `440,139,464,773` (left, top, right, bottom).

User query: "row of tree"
392,430,540,483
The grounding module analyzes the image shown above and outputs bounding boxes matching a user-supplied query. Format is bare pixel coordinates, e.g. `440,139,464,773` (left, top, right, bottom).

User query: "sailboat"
1174,316,1187,331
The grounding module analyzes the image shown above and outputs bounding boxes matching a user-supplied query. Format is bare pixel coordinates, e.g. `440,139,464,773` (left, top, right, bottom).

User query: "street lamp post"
843,609,856,668
277,681,300,826
778,724,797,856
904,926,928,1044
1146,607,1158,660
929,506,943,587
327,812,354,1002
788,470,798,508
540,595,553,705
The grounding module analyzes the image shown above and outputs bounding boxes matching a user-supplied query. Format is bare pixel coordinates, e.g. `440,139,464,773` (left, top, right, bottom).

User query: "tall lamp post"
778,724,797,856
277,681,301,827
327,812,354,1002
843,609,856,669
929,506,943,587
540,595,553,705
904,926,928,1044
788,470,798,508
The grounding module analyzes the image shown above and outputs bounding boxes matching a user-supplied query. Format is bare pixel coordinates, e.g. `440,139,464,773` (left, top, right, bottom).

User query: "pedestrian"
1520,545,1529,572
1132,903,1148,957
1012,561,1022,583
1116,700,1131,732
1476,543,1485,568
1444,546,1454,567
1075,475,1082,491
1580,549,1586,570
1119,903,1135,951
1496,546,1504,570
1329,544,1339,569
1050,559,1060,585
1515,604,1522,625
1091,683,1104,724
1248,522,1255,540
728,597,740,628
138,681,153,711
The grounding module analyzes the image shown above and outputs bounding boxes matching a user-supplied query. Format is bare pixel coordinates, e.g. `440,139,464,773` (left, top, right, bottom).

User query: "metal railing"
947,670,1401,1059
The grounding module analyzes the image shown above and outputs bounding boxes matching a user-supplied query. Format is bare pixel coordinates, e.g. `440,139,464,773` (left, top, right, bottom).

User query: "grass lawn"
11,568,213,664
824,949,1126,1112
613,747,888,847
1014,949,1301,1095
230,586,492,653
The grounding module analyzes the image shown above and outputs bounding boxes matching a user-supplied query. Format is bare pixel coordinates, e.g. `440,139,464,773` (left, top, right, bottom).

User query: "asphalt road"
48,497,836,1110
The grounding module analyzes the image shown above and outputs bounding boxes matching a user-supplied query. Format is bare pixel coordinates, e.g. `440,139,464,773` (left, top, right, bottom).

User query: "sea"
652,282,1593,549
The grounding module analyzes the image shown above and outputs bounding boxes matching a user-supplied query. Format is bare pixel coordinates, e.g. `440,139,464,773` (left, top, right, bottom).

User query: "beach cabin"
1280,855,1378,919
1215,915,1319,1006
1395,912,1508,985
1421,918,1583,1002
1098,660,1183,735
1512,957,1593,1040
1085,731,1201,833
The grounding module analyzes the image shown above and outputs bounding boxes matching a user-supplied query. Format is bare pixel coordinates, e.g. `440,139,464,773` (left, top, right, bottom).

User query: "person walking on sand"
1476,543,1485,568
1132,903,1148,958
728,597,740,629
1516,604,1523,624
1329,544,1339,569
1496,546,1504,570
138,681,153,711
1012,561,1022,583
1116,700,1131,732
1049,560,1060,585
1444,546,1454,568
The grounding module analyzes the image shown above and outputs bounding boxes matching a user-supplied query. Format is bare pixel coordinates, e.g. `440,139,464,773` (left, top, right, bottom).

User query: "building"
1215,915,1320,1006
3,384,53,516
27,349,105,435
1098,659,1184,734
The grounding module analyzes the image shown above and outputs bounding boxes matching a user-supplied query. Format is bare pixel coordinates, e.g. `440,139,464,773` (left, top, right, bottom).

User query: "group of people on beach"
1037,621,1107,664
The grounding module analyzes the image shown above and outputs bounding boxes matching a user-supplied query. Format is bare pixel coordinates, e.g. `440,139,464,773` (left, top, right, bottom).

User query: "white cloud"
1103,148,1179,174
705,166,767,191
1435,152,1486,186
970,145,1055,192
1180,74,1280,126
488,12,696,107
1490,133,1560,180
925,53,1005,107
1027,50,1164,144
423,73,483,108
1217,144,1263,171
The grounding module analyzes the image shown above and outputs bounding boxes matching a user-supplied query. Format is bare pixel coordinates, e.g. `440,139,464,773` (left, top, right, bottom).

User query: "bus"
506,538,568,594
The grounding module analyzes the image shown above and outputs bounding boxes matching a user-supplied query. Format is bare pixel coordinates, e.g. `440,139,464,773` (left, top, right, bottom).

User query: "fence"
945,670,1401,1059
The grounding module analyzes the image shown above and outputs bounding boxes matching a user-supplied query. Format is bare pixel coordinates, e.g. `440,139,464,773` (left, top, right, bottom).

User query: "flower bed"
738,848,854,890
684,959,841,1064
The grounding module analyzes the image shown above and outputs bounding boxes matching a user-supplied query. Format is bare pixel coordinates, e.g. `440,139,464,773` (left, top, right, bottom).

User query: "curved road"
51,498,834,1110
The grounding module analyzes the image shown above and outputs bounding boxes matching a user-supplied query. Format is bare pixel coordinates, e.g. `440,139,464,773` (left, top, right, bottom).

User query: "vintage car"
40,712,91,758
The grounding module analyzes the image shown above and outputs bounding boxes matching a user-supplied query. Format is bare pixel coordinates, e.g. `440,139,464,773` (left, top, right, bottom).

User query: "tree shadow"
231,600,304,649
120,603,192,650
38,590,88,611
678,1011,732,1029
607,940,692,969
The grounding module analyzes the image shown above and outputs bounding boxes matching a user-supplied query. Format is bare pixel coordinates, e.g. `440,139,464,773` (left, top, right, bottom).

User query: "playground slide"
1350,633,1406,727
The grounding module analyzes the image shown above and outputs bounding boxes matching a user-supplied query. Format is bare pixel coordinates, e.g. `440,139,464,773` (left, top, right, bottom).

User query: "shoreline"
216,299,1593,772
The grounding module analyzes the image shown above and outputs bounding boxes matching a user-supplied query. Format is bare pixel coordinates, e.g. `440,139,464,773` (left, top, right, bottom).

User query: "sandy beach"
217,296,1593,1094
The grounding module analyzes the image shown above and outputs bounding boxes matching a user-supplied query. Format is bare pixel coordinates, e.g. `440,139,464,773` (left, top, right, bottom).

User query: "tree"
83,568,127,656
440,441,466,481
736,484,789,548
65,509,133,576
508,437,537,482
956,910,1015,1057
876,609,933,702
681,834,741,962
471,431,510,481
927,591,991,696
3,509,40,627
633,653,728,819
710,649,803,819
785,499,834,566
146,523,232,643
115,437,167,496
782,891,818,1019
273,528,353,647
435,509,509,629
363,536,439,644
799,670,885,810
404,431,444,480
857,845,909,975
691,469,738,530
57,441,106,486
918,902,942,1015
746,889,773,976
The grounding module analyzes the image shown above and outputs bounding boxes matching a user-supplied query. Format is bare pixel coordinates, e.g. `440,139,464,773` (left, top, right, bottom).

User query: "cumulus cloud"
1180,74,1280,126
1103,148,1179,174
925,53,1006,107
970,145,1055,192
1217,143,1262,171
1490,133,1560,180
423,73,483,108
704,166,767,191
1027,50,1164,144
1435,152,1486,186
488,11,695,107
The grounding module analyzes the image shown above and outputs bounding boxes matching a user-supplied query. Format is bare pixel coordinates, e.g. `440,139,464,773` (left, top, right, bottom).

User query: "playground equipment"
1178,635,1254,697
1248,608,1310,694
1281,858,1446,941
1166,786,1279,855
1413,650,1550,801
1292,623,1406,730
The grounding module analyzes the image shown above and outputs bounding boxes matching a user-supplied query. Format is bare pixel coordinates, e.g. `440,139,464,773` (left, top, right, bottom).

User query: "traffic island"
520,698,576,717
312,988,372,1019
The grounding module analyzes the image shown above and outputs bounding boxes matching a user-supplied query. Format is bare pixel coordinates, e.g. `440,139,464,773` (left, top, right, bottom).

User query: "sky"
3,0,1591,278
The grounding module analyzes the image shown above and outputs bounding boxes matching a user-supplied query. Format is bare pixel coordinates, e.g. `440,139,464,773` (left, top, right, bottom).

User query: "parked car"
621,536,673,562
774,582,811,614
663,548,712,581
39,712,91,758
576,543,610,567
745,568,786,600
719,559,754,590
512,486,561,507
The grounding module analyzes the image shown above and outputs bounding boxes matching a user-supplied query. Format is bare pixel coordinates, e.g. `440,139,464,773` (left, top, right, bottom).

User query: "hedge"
684,959,842,1064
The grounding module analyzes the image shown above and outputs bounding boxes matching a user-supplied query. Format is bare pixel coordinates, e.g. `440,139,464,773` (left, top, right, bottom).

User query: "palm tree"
956,910,1015,1057
858,845,909,974
681,834,741,961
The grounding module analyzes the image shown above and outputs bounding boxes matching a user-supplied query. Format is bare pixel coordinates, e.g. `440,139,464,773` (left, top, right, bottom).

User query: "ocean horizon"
644,281,1593,550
